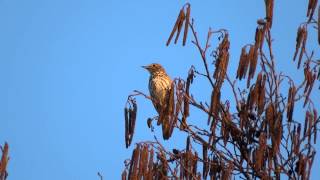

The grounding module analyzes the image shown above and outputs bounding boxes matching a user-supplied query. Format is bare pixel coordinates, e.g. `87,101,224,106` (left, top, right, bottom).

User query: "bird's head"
142,63,166,75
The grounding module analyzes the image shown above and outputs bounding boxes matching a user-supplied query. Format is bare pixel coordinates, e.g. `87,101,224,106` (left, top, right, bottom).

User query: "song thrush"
142,63,172,115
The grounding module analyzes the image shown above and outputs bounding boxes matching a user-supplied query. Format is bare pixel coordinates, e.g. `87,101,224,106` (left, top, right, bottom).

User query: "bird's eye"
152,64,155,67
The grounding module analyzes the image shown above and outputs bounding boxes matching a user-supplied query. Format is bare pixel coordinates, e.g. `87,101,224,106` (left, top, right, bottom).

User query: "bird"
142,63,172,116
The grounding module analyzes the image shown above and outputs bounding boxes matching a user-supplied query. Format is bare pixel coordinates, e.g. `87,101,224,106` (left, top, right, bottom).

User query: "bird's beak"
141,65,148,70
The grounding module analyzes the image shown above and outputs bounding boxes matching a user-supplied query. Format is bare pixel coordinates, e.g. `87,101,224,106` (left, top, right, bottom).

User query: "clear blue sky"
0,0,319,179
